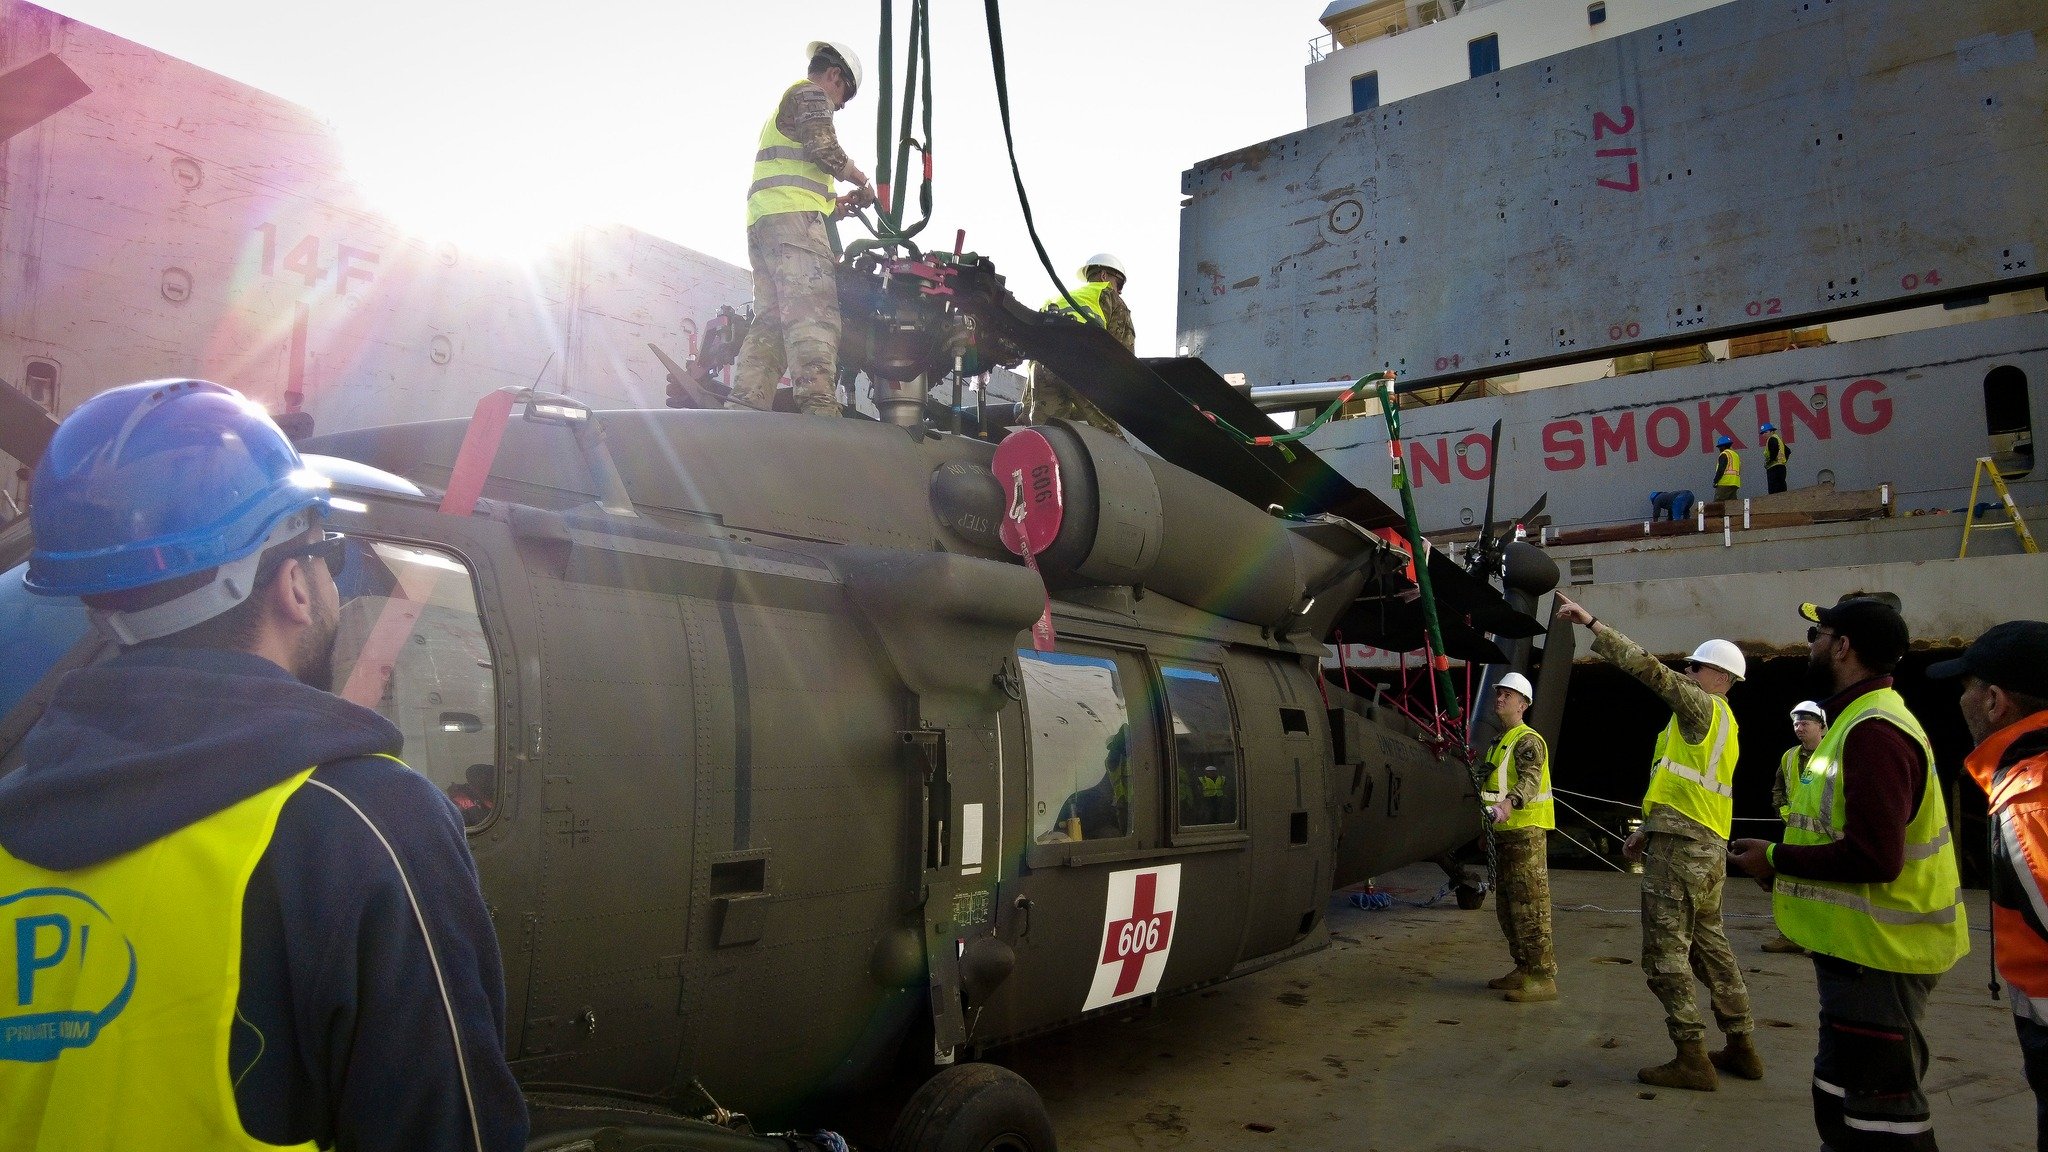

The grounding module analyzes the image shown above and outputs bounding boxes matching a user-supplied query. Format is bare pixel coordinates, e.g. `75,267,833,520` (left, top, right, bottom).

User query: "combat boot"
1503,975,1558,1003
1488,967,1528,990
1761,934,1808,955
1638,1040,1718,1091
1709,1033,1765,1080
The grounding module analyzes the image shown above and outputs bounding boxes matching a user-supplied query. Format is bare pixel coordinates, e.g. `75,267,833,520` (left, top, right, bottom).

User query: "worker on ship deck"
727,40,874,418
1023,254,1134,440
1762,421,1790,494
1713,435,1742,503
1553,591,1762,1092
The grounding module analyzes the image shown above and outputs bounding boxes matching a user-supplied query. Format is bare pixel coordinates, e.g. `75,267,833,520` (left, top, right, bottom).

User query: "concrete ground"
1008,864,2031,1152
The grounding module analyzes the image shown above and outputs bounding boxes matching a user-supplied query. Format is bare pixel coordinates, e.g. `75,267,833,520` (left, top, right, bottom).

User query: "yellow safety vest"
746,81,838,226
1764,433,1788,469
1773,689,1968,974
1716,448,1742,490
1483,723,1554,831
1777,745,1809,820
0,769,319,1152
1643,693,1739,838
1044,281,1113,325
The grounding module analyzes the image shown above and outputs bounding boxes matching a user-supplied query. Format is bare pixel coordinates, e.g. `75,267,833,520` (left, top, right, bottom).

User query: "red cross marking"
1100,871,1175,997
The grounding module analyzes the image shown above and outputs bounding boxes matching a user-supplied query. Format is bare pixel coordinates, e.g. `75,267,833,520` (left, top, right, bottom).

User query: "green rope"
1194,371,1394,464
866,0,933,249
1375,374,1462,726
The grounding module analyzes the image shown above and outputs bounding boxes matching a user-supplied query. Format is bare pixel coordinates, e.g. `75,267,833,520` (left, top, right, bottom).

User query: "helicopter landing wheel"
1455,884,1487,910
885,1062,1057,1152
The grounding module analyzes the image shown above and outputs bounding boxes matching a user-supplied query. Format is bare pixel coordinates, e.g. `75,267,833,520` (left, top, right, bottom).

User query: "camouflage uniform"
1023,283,1135,439
730,81,853,418
1593,625,1755,1045
1494,730,1556,978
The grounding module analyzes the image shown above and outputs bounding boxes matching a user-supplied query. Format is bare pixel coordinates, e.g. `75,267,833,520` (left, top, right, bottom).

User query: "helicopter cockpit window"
330,540,499,831
1160,663,1239,829
1017,648,1132,844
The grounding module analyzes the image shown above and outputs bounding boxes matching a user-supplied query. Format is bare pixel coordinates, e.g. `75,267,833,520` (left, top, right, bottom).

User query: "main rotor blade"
1479,418,1502,546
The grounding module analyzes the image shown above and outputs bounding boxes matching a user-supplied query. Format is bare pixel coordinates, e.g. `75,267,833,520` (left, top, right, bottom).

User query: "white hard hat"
1790,700,1826,724
1688,639,1747,680
1495,672,1534,703
806,41,865,92
1078,253,1128,282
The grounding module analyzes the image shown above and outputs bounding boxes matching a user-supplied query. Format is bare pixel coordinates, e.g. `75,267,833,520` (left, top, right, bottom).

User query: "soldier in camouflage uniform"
1479,673,1559,1002
1555,593,1763,1091
1762,701,1826,954
728,42,873,418
1024,255,1134,439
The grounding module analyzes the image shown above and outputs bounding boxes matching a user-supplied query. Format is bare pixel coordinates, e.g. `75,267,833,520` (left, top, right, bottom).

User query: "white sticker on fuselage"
1083,863,1182,1012
961,802,984,869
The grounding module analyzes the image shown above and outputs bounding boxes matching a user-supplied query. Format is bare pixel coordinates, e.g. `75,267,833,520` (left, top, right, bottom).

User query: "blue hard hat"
25,380,329,598
1760,422,1777,433
1716,435,1734,448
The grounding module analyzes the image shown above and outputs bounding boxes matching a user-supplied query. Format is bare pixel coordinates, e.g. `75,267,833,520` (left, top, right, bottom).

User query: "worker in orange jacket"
1933,620,2048,1149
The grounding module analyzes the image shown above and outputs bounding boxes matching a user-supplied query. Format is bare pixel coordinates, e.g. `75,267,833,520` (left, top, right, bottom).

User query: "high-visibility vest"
1967,709,2048,1021
746,82,837,226
1044,281,1113,326
1773,689,1968,974
1483,723,1554,831
1764,433,1788,468
1716,447,1742,490
1643,693,1739,838
1777,745,1810,820
0,768,321,1151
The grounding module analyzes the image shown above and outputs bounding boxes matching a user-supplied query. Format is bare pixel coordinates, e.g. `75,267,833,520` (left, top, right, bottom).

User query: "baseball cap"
1926,621,2048,698
1798,590,1902,623
1800,594,1910,671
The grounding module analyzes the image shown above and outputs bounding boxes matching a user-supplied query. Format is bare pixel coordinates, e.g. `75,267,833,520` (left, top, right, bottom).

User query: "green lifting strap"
1375,374,1462,726
1193,371,1395,465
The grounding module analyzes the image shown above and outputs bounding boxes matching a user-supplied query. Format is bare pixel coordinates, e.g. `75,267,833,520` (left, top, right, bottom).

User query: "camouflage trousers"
1641,831,1753,1043
729,212,842,417
1022,364,1125,440
1494,826,1556,978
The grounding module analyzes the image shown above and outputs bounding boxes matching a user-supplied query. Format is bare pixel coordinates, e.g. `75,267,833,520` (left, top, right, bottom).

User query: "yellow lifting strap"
1960,456,2039,557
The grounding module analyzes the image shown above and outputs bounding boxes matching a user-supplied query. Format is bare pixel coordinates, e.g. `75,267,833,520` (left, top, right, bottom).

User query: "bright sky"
42,0,1325,357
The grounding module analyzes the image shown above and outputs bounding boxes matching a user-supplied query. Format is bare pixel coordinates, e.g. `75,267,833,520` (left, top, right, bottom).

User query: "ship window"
330,540,501,832
1160,663,1240,830
1983,365,2033,479
1018,648,1132,844
1469,33,1500,78
23,360,58,414
1351,71,1380,113
1588,2,1607,26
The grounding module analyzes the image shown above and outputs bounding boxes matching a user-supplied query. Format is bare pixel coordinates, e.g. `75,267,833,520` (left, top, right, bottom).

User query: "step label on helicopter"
1083,863,1182,1012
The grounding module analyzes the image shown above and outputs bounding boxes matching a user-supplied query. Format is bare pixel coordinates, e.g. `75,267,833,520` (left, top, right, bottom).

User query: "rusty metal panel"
1177,0,2048,389
0,2,749,442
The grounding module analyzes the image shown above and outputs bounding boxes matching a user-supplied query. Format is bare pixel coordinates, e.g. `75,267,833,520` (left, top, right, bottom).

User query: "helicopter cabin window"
1160,663,1239,830
1017,648,1133,844
329,540,500,831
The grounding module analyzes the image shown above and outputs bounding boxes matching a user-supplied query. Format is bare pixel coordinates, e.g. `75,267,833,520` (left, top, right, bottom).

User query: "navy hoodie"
0,646,529,1151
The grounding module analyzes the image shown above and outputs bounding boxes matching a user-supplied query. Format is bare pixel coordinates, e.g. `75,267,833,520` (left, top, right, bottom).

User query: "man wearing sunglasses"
1730,595,1966,1152
1553,591,1760,1091
0,381,525,1150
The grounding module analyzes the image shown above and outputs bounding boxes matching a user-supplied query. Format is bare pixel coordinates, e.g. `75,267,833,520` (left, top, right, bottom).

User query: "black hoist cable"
981,0,1096,326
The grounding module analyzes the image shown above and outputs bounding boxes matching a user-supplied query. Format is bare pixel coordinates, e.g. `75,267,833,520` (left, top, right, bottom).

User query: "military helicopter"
0,244,1560,1150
